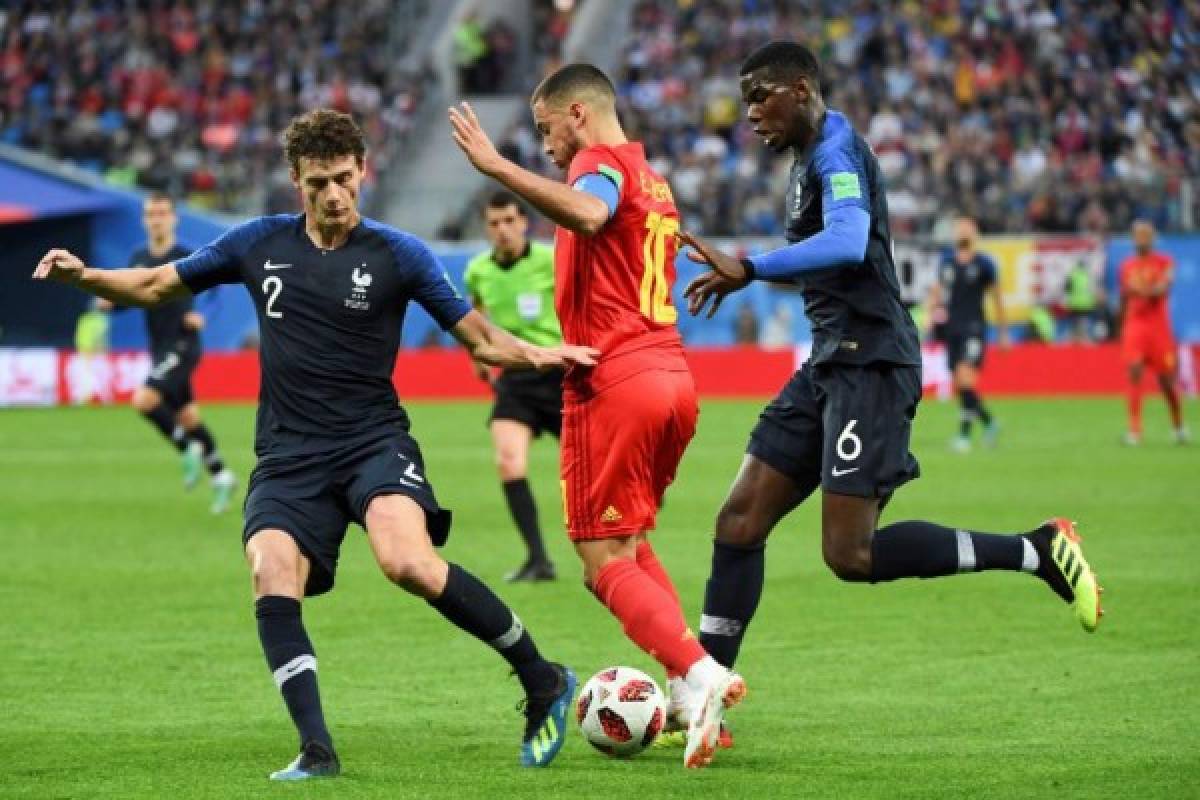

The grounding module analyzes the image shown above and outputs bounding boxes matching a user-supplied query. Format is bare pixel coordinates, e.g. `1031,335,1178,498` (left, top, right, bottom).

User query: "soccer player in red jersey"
1119,220,1188,445
450,63,744,768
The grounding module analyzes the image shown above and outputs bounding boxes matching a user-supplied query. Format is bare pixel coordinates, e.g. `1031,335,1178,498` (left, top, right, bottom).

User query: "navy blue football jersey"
175,215,470,453
939,252,997,336
782,110,920,367
126,244,197,360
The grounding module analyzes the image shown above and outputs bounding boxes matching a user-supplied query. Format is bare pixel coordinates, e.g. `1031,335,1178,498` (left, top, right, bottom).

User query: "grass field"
1,396,1197,799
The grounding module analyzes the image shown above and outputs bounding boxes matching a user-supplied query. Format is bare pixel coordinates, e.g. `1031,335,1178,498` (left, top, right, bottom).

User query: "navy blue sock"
698,540,765,669
429,563,557,694
141,404,187,452
186,423,226,475
255,595,333,749
870,521,1036,582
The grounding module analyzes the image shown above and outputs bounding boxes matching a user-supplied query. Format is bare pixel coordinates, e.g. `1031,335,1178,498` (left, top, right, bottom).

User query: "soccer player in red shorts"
450,63,744,768
1119,220,1188,445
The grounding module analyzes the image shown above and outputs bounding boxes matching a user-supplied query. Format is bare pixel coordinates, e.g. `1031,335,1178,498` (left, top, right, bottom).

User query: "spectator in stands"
1,1,430,215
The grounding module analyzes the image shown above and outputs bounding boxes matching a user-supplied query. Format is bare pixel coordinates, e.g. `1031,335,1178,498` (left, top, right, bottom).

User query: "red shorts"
1122,322,1177,374
561,368,698,541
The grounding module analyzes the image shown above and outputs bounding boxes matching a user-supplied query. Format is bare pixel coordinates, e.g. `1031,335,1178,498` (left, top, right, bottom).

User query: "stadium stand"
488,0,1197,238
0,1,434,216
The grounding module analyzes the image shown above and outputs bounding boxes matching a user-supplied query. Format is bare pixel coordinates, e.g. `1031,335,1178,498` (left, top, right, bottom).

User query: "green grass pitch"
1,396,1197,798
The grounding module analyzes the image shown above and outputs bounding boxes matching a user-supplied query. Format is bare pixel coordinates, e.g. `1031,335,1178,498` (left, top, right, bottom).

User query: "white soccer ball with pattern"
575,666,666,757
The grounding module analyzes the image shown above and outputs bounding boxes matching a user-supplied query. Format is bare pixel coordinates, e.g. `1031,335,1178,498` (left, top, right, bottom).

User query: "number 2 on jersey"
262,275,284,319
640,211,678,324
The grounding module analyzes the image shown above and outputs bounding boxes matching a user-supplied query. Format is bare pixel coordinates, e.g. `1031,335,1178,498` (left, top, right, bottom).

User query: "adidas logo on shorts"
601,505,623,523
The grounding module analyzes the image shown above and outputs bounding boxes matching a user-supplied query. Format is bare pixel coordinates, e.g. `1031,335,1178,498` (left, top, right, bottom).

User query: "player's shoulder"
359,217,437,268
529,240,554,261
813,111,861,161
464,247,495,275
222,213,298,250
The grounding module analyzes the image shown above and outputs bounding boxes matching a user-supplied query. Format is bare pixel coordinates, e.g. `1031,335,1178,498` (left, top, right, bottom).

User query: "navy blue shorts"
243,427,452,597
945,333,986,370
145,346,200,409
747,362,921,499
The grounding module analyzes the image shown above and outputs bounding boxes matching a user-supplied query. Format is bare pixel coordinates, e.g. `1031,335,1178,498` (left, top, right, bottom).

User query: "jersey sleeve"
812,135,870,215
568,148,625,216
392,233,471,330
174,219,267,294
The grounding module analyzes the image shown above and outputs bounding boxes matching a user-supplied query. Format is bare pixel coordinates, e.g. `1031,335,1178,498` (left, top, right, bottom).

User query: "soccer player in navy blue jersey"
33,109,595,779
928,216,1009,452
678,43,1103,741
96,192,237,512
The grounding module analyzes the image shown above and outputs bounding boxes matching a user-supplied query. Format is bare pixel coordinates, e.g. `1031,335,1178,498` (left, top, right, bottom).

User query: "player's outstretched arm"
32,248,188,307
452,310,598,371
447,102,610,236
680,231,751,319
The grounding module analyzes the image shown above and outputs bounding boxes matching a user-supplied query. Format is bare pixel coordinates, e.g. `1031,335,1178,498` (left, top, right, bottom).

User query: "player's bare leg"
365,494,573,766
491,419,554,581
245,530,339,781
1125,362,1145,444
820,492,1103,632
1156,371,1189,443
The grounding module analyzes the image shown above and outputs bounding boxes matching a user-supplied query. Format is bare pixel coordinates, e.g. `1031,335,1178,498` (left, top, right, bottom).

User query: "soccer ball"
576,666,666,757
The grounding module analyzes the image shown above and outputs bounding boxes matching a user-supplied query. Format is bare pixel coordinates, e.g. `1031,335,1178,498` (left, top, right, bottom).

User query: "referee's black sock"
187,423,227,475
698,540,765,669
141,404,187,452
869,521,1039,581
429,563,558,694
255,595,333,750
502,478,548,563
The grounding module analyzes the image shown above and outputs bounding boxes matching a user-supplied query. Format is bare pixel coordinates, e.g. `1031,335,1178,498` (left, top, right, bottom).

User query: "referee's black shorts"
489,367,565,438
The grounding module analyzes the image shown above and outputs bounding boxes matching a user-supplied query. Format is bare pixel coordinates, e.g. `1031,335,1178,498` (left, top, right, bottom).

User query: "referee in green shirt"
464,192,563,582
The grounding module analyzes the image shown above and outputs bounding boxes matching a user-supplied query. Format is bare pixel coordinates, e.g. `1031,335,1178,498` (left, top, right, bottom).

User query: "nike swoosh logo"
264,260,292,270
831,466,859,477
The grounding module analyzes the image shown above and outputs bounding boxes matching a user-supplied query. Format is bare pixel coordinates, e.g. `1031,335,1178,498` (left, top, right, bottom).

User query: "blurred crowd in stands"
495,0,1199,238
0,1,431,215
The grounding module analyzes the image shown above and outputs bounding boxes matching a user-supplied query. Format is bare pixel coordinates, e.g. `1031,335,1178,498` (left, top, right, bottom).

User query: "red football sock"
592,558,707,678
1127,382,1143,433
1163,383,1183,429
635,540,686,679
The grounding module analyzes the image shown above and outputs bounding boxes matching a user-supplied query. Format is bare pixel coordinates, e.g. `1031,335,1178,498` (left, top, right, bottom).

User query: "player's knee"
378,551,444,596
714,503,769,547
131,389,158,414
821,539,872,582
495,449,526,481
250,551,304,597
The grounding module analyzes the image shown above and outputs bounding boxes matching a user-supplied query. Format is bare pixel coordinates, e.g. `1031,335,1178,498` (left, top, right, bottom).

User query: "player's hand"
184,311,205,332
998,329,1012,349
538,344,600,370
32,249,85,285
448,102,507,177
94,298,115,312
679,231,750,319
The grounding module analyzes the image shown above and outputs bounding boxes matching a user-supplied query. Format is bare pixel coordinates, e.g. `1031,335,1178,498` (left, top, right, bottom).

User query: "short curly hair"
282,109,366,173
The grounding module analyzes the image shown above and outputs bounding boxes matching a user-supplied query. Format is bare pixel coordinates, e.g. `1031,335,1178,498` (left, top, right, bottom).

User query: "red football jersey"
555,142,687,393
1120,252,1173,327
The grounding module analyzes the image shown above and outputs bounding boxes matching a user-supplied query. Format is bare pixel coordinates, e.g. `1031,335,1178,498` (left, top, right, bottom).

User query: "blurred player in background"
1119,220,1189,445
465,192,562,582
682,43,1103,729
450,64,746,770
928,216,1008,453
97,193,237,512
33,110,594,780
